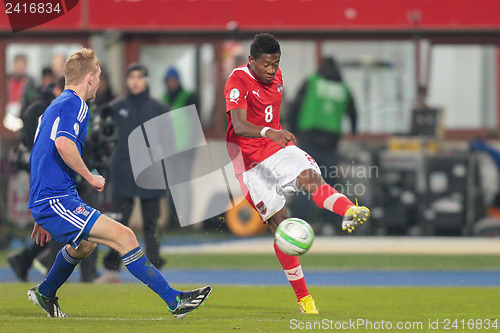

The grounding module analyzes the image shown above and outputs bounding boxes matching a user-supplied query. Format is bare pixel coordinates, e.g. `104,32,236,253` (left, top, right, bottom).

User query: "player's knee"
69,241,97,259
118,225,139,248
297,169,324,193
82,242,97,258
308,170,324,184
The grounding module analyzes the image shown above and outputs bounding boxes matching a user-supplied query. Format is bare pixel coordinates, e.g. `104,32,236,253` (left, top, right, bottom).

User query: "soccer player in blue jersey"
26,48,211,319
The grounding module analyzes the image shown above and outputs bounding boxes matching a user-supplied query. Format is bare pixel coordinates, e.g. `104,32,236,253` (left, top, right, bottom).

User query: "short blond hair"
64,48,101,85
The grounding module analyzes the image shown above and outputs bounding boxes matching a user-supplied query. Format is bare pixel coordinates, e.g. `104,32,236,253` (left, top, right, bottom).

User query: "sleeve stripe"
76,98,84,122
82,103,88,122
76,99,88,122
57,130,77,139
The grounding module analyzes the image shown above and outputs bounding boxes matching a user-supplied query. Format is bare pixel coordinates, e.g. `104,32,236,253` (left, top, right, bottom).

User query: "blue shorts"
30,194,101,249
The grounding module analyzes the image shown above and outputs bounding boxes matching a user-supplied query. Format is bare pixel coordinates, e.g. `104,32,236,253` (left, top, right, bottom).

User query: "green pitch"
166,253,500,270
2,251,500,270
1,283,499,333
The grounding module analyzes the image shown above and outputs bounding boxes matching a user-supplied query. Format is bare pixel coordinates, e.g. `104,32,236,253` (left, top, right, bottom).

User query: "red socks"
273,243,309,301
273,185,354,301
312,183,353,217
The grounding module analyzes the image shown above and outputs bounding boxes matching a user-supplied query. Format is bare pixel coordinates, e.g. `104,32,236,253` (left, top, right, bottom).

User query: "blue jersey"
28,89,89,208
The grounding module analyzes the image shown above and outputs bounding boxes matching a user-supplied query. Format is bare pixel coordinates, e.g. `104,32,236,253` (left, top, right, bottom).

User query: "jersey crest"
230,88,240,104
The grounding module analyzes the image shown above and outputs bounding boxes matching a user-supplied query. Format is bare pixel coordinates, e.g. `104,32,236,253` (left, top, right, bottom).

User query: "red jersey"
225,64,284,174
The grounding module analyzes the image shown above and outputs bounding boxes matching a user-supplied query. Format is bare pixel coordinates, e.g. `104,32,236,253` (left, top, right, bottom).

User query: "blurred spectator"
163,67,199,112
91,67,114,109
20,76,64,150
163,67,200,225
162,67,200,226
470,138,500,170
288,57,358,234
85,67,116,173
77,67,117,282
470,138,500,235
415,84,429,110
50,53,66,79
6,54,35,131
95,63,168,283
40,67,55,91
18,68,56,135
7,54,35,105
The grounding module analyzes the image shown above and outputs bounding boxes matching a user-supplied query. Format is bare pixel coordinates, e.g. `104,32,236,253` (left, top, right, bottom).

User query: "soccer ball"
274,218,314,256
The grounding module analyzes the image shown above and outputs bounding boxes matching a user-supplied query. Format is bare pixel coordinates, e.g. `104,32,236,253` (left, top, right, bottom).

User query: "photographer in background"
95,63,168,283
76,67,116,282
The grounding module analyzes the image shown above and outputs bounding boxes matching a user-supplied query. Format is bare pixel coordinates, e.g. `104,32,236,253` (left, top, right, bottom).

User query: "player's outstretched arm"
54,136,105,191
230,108,296,148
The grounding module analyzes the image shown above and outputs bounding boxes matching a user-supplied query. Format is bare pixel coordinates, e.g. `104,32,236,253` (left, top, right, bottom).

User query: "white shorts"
242,145,321,221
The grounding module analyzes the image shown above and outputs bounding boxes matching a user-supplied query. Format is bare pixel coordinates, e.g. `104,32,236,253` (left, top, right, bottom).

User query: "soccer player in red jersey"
225,33,370,314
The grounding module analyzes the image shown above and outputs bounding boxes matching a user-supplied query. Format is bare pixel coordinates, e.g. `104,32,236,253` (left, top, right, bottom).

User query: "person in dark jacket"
288,57,358,235
96,63,168,283
20,77,63,149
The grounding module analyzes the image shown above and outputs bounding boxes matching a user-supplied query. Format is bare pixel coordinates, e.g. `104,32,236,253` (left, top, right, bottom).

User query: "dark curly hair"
250,33,281,60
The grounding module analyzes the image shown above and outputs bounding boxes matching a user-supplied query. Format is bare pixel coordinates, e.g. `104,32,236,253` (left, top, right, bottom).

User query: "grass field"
1,283,499,333
2,251,500,270
161,253,500,270
1,249,500,332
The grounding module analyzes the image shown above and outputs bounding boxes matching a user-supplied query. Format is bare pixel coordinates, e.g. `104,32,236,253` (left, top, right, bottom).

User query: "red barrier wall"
1,0,500,32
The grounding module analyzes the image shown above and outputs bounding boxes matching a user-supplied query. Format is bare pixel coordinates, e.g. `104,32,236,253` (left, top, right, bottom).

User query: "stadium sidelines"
2,237,499,285
1,268,500,286
161,236,500,255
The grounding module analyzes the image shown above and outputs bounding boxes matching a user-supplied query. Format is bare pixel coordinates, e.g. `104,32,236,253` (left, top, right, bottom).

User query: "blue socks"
38,245,179,310
39,246,81,299
122,247,180,309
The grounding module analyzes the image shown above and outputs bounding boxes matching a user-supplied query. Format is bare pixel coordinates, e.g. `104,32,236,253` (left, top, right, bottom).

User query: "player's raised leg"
268,209,319,314
297,169,370,232
88,214,211,319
